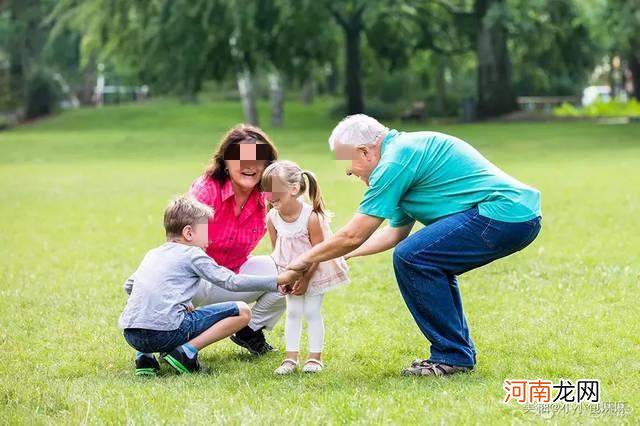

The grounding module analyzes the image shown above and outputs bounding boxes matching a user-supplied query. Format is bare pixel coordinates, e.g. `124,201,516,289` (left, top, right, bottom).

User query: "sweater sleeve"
189,248,277,292
124,273,135,295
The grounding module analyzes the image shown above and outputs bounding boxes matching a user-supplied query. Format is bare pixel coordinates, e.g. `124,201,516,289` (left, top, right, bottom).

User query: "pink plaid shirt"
189,175,267,273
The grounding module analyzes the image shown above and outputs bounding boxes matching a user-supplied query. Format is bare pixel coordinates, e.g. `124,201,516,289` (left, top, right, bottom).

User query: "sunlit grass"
1,99,638,423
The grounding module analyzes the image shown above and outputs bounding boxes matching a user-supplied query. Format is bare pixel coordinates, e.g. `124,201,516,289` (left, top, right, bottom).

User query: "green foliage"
254,0,337,83
0,0,85,111
364,98,403,120
595,0,640,56
24,67,60,119
0,114,9,129
555,99,640,117
509,0,599,96
50,0,233,98
5,0,639,120
365,6,417,71
330,98,402,120
49,0,337,100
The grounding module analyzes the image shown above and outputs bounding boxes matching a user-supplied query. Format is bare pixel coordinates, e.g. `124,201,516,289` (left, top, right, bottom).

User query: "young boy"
118,195,299,375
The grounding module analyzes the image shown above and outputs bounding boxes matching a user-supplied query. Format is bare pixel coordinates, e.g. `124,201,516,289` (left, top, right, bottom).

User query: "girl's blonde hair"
261,160,327,217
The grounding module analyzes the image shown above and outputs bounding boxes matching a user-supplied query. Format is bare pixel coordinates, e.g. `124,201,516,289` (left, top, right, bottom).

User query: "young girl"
261,160,349,374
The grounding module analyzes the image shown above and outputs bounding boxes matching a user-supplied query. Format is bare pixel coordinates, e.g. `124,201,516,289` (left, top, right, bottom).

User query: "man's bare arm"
345,221,414,259
287,213,384,271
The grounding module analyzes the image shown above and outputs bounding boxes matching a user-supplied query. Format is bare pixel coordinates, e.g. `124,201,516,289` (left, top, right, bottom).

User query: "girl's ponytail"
302,170,326,217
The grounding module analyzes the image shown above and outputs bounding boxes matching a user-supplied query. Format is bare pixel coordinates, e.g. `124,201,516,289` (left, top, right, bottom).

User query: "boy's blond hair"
163,195,213,237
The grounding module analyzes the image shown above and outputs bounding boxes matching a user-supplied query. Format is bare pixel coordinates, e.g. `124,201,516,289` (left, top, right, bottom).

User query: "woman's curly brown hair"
204,124,278,184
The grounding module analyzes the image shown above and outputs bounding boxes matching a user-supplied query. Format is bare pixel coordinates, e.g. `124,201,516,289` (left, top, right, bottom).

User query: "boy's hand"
291,278,309,296
277,269,302,286
278,284,293,295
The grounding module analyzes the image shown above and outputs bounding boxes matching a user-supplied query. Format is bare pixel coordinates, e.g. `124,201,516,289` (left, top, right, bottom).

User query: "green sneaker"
162,347,200,374
135,354,160,377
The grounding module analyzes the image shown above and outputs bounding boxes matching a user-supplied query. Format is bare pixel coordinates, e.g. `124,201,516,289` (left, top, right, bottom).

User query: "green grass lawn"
1,99,638,424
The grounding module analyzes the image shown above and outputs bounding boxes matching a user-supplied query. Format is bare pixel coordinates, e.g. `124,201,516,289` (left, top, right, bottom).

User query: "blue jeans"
123,302,240,353
393,207,541,368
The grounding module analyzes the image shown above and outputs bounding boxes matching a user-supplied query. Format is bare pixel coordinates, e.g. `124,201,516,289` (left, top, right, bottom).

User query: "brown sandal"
401,359,471,377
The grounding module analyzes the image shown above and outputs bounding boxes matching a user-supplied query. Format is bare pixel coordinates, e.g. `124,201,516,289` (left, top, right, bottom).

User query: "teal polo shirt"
358,130,541,227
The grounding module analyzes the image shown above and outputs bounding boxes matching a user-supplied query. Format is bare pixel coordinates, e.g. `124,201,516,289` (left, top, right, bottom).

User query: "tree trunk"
7,0,28,108
328,6,365,113
326,61,338,96
74,55,97,106
344,25,364,114
8,43,24,109
434,55,447,116
237,68,259,126
268,70,284,127
300,79,314,104
182,75,200,103
475,0,517,118
628,52,639,101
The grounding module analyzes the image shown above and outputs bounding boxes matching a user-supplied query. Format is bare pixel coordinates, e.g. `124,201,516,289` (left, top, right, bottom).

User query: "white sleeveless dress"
269,202,349,296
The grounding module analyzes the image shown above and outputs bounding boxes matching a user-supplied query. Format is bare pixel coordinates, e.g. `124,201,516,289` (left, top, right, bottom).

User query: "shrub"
25,69,61,120
555,99,640,118
364,99,402,120
329,99,404,121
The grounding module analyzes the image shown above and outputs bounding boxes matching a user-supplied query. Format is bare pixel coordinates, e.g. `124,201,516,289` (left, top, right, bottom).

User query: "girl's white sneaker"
274,359,298,375
302,359,323,373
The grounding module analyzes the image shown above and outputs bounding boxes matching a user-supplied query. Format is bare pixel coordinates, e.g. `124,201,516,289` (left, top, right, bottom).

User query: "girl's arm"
345,221,414,260
292,212,324,295
266,215,277,251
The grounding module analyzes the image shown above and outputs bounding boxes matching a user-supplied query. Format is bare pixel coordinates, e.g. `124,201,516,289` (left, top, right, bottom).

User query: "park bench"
517,96,580,112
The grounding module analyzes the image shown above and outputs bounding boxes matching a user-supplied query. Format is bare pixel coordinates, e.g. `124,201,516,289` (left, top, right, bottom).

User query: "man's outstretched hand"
286,258,312,273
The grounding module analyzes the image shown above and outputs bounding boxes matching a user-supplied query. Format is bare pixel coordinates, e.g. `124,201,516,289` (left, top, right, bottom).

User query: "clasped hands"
275,258,313,296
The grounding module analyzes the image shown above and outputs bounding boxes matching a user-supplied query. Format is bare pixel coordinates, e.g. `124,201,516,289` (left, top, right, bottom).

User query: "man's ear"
355,144,369,157
182,225,193,241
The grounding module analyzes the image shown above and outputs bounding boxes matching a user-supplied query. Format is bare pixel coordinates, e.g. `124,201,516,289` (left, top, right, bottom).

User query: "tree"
248,0,336,126
420,0,516,117
474,0,517,117
604,0,640,100
373,2,473,117
2,0,50,109
325,1,370,114
51,1,237,103
0,0,79,116
324,0,463,116
509,0,598,96
51,0,337,126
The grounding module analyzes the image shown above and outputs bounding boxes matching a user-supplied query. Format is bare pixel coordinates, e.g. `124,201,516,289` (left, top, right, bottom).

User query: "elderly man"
288,115,541,377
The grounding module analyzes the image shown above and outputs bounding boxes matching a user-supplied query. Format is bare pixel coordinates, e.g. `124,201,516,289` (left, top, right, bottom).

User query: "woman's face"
224,141,269,191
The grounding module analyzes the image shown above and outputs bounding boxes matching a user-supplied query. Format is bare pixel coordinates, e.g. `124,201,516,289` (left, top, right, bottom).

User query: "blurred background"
0,0,639,129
